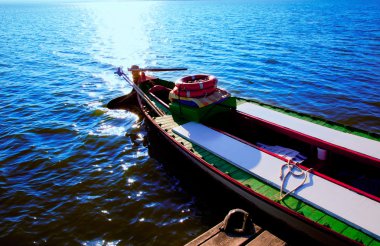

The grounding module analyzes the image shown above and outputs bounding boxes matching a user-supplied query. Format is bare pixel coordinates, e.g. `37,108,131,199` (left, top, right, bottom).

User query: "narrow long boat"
112,66,380,245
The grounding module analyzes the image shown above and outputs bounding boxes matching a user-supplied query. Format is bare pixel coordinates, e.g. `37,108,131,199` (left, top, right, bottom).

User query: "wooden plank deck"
186,210,285,246
246,230,286,246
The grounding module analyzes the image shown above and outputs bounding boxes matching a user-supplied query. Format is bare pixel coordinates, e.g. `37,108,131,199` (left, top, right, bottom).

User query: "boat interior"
146,79,380,199
214,112,380,198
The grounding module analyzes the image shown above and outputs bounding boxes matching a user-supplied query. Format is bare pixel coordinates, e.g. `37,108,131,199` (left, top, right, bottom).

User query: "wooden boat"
112,66,380,245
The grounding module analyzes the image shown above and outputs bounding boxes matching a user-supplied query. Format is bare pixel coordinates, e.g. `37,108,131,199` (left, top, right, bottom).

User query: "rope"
278,159,312,201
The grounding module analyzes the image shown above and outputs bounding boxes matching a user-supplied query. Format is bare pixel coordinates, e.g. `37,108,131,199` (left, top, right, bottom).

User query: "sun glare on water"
85,2,159,67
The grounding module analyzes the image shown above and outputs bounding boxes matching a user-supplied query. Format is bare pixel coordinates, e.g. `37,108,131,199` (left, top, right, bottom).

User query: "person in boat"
131,65,156,84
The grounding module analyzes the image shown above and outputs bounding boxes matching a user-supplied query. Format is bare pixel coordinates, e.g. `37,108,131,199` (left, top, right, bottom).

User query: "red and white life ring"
171,86,216,98
175,74,218,91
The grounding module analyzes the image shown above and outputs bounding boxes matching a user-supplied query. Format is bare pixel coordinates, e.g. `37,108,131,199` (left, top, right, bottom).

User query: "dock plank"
185,222,263,246
246,230,286,246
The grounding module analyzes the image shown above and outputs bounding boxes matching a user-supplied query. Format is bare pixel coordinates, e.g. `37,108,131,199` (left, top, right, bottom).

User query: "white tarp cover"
237,102,380,160
173,122,380,239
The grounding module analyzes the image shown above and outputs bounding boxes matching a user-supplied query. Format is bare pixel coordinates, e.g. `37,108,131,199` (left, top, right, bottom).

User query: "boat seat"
148,85,171,105
236,102,380,164
173,122,380,239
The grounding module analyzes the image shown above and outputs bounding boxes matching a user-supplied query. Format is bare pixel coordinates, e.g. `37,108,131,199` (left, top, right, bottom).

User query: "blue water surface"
0,0,379,245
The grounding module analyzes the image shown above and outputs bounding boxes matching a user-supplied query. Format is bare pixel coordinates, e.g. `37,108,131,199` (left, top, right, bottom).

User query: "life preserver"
171,85,216,98
176,74,218,91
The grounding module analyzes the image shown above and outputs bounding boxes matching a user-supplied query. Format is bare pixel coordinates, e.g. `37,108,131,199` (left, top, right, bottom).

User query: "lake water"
0,1,379,245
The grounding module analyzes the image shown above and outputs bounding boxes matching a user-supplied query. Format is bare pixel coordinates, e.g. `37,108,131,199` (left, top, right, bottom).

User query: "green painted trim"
369,239,380,246
342,227,374,245
297,204,325,222
280,195,307,211
318,215,349,233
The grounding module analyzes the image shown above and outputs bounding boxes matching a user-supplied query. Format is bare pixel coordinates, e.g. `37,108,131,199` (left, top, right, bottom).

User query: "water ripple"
0,1,379,245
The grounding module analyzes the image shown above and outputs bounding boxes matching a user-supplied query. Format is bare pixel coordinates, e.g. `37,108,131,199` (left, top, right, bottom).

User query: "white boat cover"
237,102,380,161
173,122,380,239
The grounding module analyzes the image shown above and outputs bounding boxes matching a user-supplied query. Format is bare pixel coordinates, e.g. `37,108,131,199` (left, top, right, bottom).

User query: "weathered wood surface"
186,221,285,246
246,230,286,246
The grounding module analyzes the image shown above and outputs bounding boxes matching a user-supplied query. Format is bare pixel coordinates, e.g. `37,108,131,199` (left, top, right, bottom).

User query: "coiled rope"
278,160,313,201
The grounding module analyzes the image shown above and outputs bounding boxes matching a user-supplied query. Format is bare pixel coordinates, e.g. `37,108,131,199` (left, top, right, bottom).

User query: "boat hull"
141,102,356,246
